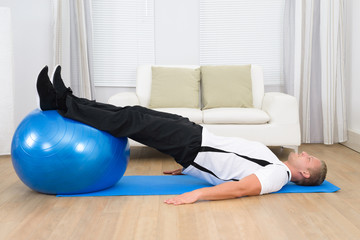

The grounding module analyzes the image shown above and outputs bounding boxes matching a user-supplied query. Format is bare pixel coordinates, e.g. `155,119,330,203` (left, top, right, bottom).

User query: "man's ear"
300,170,310,179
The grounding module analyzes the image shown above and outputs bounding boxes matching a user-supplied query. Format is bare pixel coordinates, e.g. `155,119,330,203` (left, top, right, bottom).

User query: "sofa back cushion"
201,65,253,109
149,67,200,108
136,65,199,107
136,65,264,109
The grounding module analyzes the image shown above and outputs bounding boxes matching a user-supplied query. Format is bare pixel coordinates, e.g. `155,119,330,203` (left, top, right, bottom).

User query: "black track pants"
58,95,203,168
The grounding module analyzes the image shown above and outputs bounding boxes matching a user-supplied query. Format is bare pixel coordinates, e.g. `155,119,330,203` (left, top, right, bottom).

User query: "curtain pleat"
53,0,95,99
284,0,347,144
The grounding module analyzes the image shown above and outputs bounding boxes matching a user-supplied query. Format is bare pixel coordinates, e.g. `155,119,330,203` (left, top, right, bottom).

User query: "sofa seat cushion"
203,108,270,124
153,108,203,124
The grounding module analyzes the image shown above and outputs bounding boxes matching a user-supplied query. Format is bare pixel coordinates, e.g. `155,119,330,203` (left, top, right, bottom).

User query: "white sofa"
108,65,301,152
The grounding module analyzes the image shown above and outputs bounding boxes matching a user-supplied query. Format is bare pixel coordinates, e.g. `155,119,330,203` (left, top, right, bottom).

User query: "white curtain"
53,0,95,99
0,7,14,155
284,0,347,144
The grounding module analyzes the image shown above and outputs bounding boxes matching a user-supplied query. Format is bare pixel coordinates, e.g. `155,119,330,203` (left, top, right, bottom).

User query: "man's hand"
164,190,201,205
163,168,183,175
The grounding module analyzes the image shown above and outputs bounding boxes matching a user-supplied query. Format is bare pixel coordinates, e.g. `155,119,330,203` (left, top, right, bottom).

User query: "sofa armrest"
262,92,299,124
108,92,140,107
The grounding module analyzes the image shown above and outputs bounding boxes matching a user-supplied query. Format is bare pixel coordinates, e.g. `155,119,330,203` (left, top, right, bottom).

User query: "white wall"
344,0,360,152
0,7,14,155
0,0,53,126
154,0,199,65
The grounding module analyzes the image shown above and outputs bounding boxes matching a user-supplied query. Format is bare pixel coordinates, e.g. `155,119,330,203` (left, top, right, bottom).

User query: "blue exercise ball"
11,109,130,195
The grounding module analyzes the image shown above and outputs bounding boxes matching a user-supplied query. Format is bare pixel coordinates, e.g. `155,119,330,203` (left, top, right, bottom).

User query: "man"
36,66,327,205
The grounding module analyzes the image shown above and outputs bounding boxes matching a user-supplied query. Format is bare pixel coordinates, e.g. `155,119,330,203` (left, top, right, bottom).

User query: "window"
92,0,154,87
200,0,285,86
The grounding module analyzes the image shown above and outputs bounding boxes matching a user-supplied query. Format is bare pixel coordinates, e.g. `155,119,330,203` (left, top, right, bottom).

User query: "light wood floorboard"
0,144,360,240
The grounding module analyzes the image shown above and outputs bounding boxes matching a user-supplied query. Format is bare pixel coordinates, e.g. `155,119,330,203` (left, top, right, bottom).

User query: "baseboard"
341,130,360,153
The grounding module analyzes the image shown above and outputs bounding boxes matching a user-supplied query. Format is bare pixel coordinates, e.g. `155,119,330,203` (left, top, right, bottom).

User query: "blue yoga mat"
57,175,340,197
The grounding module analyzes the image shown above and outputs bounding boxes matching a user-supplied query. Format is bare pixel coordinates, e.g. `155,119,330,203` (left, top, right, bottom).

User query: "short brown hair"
295,159,327,186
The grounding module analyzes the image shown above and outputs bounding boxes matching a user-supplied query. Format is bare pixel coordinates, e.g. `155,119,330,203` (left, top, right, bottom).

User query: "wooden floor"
1,144,360,240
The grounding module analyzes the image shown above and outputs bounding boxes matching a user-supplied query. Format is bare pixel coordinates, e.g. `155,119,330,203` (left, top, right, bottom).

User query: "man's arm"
164,174,261,205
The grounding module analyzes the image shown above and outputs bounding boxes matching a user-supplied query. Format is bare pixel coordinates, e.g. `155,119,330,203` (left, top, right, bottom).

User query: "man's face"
288,151,322,172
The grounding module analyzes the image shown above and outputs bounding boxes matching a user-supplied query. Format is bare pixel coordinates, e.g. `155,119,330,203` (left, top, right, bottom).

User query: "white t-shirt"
182,128,291,195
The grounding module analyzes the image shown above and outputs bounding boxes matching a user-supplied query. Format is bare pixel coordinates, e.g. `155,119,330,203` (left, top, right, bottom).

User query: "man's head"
286,151,327,186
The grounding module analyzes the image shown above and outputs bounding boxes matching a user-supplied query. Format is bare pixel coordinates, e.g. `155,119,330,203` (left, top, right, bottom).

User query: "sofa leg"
282,145,298,153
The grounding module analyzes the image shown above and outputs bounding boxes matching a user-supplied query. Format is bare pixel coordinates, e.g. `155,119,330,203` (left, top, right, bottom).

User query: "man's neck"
284,161,298,182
